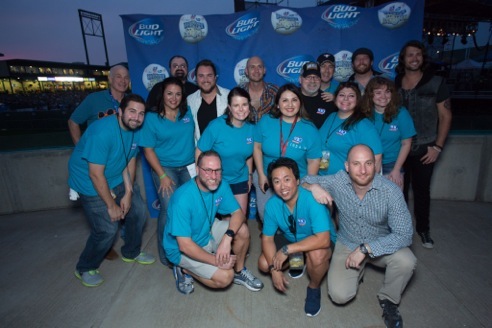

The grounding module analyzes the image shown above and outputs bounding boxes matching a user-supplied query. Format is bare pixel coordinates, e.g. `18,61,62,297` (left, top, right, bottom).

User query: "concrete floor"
0,199,491,328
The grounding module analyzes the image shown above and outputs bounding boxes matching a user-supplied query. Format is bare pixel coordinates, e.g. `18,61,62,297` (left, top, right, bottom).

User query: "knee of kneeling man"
328,288,355,305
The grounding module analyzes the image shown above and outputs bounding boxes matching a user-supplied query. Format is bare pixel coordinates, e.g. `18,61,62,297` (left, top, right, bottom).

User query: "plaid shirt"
240,82,278,122
302,171,413,257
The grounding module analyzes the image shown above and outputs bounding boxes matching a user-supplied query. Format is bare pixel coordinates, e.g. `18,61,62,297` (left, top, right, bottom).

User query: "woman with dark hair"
319,82,382,176
253,83,321,221
196,87,255,214
139,77,195,267
361,77,416,188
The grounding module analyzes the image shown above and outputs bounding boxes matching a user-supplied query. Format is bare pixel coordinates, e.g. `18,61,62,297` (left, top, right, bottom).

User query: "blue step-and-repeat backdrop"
121,1,424,218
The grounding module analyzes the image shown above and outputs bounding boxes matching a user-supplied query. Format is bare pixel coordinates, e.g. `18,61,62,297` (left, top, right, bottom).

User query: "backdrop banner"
121,1,424,218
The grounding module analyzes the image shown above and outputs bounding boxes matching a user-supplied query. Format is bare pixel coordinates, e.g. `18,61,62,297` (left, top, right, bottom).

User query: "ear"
344,161,349,172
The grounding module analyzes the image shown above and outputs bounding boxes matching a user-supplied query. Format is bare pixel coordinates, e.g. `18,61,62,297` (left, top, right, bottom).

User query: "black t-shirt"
301,92,337,129
145,80,199,111
197,97,218,135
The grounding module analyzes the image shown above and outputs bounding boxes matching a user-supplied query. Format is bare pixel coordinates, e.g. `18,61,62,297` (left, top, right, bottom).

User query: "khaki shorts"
178,218,229,279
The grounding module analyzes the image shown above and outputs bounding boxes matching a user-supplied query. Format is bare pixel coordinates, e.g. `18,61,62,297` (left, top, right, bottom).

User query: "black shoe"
418,231,434,249
379,299,403,328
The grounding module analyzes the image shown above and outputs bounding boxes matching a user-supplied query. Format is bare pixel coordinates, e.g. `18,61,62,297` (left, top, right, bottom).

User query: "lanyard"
324,114,344,146
195,179,215,227
108,89,120,113
279,116,298,157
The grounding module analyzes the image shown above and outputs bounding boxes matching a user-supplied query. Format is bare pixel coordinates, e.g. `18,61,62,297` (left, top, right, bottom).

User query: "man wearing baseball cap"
317,53,339,102
298,61,336,129
347,47,383,94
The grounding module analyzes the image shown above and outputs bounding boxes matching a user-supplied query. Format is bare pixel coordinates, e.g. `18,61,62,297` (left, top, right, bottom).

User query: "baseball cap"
351,48,374,62
317,53,335,66
301,62,321,78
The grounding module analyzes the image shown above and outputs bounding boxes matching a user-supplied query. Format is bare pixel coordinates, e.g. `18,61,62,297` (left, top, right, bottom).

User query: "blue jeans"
76,183,147,273
151,166,192,266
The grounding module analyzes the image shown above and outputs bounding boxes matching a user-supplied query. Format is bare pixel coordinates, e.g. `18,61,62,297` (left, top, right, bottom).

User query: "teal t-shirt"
255,115,321,178
372,107,416,164
263,187,337,244
197,115,254,184
68,115,140,196
139,110,195,167
70,90,119,126
319,113,382,175
323,80,339,94
164,179,240,265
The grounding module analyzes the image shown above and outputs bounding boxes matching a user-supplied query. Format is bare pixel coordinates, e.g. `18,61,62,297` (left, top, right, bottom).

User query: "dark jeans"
151,166,191,266
403,148,435,233
76,183,147,273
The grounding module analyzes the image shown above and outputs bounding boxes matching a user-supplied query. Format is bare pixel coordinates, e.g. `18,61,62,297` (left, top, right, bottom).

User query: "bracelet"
268,264,275,273
159,173,167,179
432,146,442,153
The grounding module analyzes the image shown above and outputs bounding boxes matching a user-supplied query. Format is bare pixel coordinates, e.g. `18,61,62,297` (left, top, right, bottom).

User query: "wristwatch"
225,229,235,238
281,245,289,256
359,243,369,255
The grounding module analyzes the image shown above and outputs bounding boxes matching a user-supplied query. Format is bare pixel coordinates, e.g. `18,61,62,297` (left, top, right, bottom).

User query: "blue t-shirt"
139,111,195,167
68,115,140,196
70,90,120,126
263,187,337,244
372,107,416,164
197,115,254,184
164,179,240,265
255,115,321,178
319,113,383,175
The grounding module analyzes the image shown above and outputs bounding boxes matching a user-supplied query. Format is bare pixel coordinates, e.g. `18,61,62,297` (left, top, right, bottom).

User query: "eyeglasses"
304,76,320,81
288,214,296,236
98,108,115,119
198,166,223,175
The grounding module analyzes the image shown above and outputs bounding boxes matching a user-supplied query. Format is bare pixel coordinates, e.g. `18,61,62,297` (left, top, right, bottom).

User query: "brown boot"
105,247,119,260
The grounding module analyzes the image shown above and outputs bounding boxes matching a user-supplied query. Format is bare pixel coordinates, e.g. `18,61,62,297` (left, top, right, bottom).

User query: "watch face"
360,244,368,254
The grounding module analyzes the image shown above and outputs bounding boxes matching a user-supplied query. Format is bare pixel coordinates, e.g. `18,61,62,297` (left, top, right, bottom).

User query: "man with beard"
145,55,198,111
69,94,155,287
395,40,452,249
347,48,383,95
188,59,230,142
258,157,336,317
298,61,336,129
239,56,278,122
164,150,263,294
302,144,416,328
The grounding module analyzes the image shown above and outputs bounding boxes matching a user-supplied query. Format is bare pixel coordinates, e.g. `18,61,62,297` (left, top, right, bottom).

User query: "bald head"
245,56,266,83
347,144,375,162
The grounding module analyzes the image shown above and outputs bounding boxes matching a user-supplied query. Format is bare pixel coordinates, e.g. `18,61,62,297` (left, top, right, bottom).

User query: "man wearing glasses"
163,150,263,295
302,144,416,328
258,157,336,317
298,61,336,129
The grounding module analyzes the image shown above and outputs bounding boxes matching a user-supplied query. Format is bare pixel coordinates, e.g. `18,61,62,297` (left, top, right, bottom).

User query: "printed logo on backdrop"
226,12,260,40
128,18,164,45
378,2,411,29
142,64,168,91
277,55,314,84
188,69,196,84
179,15,208,43
234,58,249,85
378,52,399,78
333,51,353,82
271,9,302,35
321,5,362,29
152,199,161,210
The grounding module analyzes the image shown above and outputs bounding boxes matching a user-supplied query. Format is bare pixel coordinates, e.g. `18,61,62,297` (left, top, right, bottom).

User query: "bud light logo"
277,55,314,84
226,12,260,40
378,2,411,29
333,51,353,82
271,9,302,35
188,68,196,83
179,14,208,43
142,64,168,91
234,58,249,85
129,18,164,45
378,52,399,78
321,5,362,29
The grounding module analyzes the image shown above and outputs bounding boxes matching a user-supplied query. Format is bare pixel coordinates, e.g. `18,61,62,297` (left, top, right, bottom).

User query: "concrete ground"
0,199,491,328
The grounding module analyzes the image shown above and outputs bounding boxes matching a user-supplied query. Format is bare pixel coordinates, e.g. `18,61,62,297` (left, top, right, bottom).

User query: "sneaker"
173,266,194,295
304,287,321,317
418,231,434,249
121,252,156,265
233,267,264,291
288,265,306,279
74,270,104,287
379,299,403,328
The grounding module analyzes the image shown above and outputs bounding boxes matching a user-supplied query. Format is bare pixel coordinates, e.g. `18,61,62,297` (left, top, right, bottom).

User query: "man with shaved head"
302,144,416,328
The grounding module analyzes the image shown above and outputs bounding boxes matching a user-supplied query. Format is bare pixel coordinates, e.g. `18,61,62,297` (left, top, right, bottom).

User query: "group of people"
67,39,452,328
